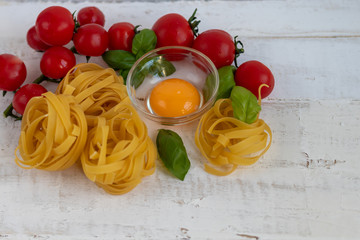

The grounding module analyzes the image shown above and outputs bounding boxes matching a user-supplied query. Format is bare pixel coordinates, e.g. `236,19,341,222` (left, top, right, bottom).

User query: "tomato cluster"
0,6,274,118
1,6,110,117
150,11,274,99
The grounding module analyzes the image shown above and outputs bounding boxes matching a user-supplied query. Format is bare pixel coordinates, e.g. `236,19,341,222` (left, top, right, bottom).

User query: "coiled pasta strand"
15,63,156,195
56,63,128,123
15,92,87,170
195,98,272,176
81,101,156,195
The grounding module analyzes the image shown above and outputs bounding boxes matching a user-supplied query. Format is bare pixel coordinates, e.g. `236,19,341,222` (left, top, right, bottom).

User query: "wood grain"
0,1,359,239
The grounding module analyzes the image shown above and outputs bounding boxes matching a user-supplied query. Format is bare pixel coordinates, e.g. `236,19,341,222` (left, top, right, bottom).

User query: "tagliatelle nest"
56,63,129,127
81,102,156,195
15,63,156,195
195,98,272,176
15,92,87,171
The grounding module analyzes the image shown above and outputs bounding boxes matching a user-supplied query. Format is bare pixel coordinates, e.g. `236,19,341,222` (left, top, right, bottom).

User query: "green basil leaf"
203,72,216,101
203,65,236,102
118,69,130,84
230,86,261,124
217,65,236,100
132,68,147,89
156,129,191,181
148,56,176,77
130,58,152,89
102,50,136,70
132,29,157,58
131,56,176,89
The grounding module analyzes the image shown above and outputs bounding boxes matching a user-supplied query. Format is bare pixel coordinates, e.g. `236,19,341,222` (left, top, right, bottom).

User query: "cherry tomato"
77,6,105,26
192,29,235,69
108,22,135,51
0,54,27,91
235,60,275,99
152,13,194,48
26,26,51,52
35,6,75,46
73,23,109,56
12,84,47,115
40,46,76,79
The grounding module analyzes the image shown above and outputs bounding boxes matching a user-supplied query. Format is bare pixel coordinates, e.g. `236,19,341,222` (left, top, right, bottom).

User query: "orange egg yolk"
149,78,201,117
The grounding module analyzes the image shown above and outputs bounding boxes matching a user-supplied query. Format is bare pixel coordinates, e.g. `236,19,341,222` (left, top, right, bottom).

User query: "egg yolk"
149,78,201,117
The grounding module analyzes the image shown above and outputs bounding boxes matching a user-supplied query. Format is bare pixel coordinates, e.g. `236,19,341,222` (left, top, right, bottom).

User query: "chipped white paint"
0,0,360,239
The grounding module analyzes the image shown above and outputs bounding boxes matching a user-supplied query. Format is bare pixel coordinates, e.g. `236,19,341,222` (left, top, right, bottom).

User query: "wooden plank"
1,100,359,239
0,0,359,39
1,2,359,100
0,0,360,239
2,37,360,101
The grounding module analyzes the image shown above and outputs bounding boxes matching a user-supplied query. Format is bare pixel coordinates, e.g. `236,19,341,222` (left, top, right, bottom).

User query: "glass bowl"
126,46,219,125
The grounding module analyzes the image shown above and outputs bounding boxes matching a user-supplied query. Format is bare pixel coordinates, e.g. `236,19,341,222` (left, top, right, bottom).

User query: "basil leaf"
132,67,148,89
132,56,176,89
148,56,176,77
118,69,130,84
230,86,261,124
132,29,157,58
102,50,136,70
156,129,191,181
203,72,216,101
217,65,236,100
204,65,236,102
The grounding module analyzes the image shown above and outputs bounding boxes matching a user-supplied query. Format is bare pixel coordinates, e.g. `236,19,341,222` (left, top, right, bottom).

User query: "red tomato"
192,29,235,69
12,84,47,115
35,6,75,46
235,60,275,99
26,26,51,52
152,13,194,48
73,23,109,56
40,46,76,79
108,22,135,51
0,54,27,91
77,6,105,26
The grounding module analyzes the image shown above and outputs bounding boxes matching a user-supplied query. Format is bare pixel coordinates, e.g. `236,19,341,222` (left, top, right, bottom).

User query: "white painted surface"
0,1,359,239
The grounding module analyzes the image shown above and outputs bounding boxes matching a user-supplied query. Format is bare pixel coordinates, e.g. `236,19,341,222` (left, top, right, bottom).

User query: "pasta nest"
195,98,272,176
56,63,128,127
81,102,156,195
15,92,87,171
15,63,156,195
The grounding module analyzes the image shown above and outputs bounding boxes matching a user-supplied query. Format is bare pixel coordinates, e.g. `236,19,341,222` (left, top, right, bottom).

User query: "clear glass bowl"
126,46,219,125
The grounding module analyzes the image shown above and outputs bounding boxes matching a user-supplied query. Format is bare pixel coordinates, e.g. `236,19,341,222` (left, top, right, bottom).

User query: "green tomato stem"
188,8,200,37
32,74,47,84
2,74,59,121
3,103,22,120
234,35,245,68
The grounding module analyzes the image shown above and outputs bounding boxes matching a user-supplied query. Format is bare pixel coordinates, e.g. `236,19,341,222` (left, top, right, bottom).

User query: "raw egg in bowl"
126,46,219,125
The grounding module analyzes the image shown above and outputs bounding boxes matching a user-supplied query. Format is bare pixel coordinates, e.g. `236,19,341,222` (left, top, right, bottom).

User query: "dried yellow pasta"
81,101,156,195
56,63,129,127
15,63,156,195
195,98,272,176
15,92,87,171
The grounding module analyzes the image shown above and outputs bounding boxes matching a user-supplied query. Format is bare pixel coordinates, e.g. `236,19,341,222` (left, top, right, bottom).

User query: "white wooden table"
1,0,359,239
